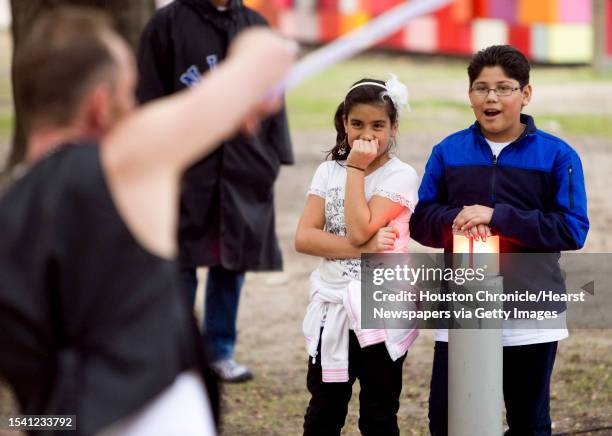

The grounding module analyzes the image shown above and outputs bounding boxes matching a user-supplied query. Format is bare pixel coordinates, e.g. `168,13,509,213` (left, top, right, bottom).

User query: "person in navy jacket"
410,45,589,436
137,0,294,383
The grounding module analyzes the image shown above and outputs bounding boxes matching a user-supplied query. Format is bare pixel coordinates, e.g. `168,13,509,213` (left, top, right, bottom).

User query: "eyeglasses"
470,85,522,97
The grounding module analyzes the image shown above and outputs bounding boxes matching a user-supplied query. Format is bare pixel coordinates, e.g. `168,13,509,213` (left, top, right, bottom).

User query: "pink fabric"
345,280,419,356
322,368,350,383
355,329,387,347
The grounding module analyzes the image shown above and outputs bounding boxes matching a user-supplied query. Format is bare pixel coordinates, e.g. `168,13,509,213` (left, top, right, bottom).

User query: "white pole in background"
593,0,612,72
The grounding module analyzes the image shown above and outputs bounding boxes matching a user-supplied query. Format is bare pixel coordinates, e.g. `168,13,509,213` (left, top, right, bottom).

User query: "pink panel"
405,16,438,53
559,0,592,23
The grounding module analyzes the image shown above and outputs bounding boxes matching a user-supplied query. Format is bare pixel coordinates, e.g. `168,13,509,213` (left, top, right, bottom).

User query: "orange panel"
452,0,473,23
248,1,279,27
518,0,558,24
340,12,370,35
243,0,260,8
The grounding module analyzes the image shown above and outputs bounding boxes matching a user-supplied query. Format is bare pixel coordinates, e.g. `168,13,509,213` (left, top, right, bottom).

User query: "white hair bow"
381,74,410,116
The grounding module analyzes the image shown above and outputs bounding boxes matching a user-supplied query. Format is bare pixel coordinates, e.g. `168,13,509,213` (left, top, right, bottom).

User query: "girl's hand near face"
346,138,379,170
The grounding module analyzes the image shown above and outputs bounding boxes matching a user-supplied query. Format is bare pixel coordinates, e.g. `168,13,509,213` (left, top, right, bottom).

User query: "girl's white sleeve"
307,161,331,199
372,163,419,212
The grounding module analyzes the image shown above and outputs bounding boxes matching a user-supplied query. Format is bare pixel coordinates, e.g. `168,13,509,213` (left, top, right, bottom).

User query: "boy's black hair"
468,45,530,88
327,78,398,161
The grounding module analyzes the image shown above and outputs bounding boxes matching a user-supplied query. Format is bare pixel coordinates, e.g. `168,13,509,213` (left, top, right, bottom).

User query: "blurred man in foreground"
0,6,293,435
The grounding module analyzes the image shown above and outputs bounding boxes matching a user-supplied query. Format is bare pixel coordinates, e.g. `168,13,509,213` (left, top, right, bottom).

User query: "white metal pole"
448,278,503,435
448,238,504,435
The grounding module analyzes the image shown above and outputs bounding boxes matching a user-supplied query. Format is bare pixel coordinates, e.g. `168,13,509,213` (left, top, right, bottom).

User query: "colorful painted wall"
244,0,597,64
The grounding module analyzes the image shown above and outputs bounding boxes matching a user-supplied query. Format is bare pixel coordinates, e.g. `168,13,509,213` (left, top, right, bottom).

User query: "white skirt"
96,370,216,436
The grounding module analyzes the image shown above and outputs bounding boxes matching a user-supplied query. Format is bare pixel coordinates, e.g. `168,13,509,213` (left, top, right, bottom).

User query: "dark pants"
429,340,558,436
303,330,406,436
181,265,245,361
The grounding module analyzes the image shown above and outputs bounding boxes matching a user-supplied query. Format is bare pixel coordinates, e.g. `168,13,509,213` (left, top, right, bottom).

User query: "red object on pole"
453,233,500,275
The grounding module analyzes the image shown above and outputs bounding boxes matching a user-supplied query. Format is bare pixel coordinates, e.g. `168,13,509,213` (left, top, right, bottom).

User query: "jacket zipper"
491,154,497,202
568,165,574,209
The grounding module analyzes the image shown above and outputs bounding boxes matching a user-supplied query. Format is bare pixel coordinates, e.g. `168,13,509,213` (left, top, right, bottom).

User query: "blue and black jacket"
410,114,589,254
410,114,589,314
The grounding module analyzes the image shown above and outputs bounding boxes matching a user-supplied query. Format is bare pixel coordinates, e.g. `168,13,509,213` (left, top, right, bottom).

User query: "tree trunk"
7,0,156,170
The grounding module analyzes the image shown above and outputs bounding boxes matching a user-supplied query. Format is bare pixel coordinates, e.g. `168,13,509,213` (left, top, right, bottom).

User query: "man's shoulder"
0,149,77,219
3,146,99,197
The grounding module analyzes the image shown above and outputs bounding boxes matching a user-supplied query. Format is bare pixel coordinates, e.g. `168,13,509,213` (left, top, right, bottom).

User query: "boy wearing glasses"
410,45,589,435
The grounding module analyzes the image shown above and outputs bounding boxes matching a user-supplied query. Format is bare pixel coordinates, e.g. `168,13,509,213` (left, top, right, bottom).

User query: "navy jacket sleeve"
136,11,174,104
243,8,294,165
409,145,462,249
263,103,294,165
490,149,589,250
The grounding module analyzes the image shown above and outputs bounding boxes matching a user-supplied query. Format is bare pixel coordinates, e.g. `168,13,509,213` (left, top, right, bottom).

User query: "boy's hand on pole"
467,224,491,242
452,205,494,240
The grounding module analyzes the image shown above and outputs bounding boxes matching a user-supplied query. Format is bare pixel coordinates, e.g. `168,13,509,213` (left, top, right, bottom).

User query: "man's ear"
84,84,112,133
521,83,532,108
